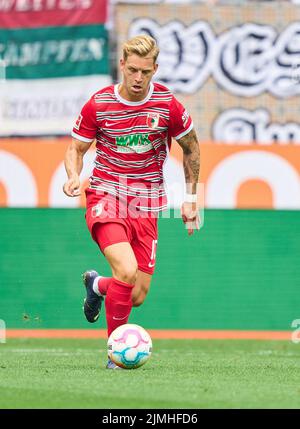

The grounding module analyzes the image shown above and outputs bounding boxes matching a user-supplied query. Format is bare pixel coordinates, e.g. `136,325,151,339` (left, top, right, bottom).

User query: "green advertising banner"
0,24,109,79
0,208,299,331
0,4,111,136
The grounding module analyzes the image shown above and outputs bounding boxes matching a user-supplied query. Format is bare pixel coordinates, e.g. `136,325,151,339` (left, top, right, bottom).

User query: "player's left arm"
176,128,201,235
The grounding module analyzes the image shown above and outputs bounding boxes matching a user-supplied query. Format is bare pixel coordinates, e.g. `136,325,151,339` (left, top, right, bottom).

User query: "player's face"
119,54,158,101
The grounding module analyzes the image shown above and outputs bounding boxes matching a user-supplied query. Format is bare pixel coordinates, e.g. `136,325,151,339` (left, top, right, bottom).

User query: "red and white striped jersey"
72,82,193,213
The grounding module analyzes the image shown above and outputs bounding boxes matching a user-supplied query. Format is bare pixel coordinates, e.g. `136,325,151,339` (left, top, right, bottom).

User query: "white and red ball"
107,324,152,369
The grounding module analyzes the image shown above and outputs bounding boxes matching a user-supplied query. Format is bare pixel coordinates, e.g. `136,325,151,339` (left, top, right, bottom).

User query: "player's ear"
153,63,158,74
120,58,125,70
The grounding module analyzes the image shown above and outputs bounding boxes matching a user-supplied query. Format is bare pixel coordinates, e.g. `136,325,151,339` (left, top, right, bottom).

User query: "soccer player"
63,35,200,369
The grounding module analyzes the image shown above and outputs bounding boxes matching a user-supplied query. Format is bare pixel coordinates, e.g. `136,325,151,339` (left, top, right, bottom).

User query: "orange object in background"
0,138,300,209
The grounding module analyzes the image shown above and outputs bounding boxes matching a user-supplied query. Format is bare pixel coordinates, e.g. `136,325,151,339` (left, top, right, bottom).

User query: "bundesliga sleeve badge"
74,114,83,130
147,112,160,129
182,109,189,127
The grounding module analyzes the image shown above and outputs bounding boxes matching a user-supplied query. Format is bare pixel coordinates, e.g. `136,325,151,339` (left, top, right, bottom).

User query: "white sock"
92,276,102,296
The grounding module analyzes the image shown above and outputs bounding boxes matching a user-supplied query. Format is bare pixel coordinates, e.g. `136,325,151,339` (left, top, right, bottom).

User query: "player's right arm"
63,97,98,197
63,138,93,197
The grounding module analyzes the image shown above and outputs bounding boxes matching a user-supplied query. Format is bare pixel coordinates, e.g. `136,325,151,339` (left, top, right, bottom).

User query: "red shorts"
85,189,158,275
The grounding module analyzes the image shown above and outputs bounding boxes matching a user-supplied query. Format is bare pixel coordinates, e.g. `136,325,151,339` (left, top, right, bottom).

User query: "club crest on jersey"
92,203,103,218
147,113,159,129
74,114,83,130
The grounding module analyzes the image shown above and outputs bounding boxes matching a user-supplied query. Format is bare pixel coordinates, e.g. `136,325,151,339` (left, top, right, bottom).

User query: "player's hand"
181,202,200,236
63,175,81,197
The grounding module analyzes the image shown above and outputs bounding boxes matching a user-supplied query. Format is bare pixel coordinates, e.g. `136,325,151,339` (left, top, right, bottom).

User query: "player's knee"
115,263,138,285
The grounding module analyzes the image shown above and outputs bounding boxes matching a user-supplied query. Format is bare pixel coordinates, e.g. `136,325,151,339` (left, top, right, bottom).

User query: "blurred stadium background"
1,0,300,337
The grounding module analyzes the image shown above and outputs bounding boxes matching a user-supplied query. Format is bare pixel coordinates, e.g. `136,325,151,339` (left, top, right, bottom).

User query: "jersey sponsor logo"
147,113,160,129
74,114,83,130
116,134,152,153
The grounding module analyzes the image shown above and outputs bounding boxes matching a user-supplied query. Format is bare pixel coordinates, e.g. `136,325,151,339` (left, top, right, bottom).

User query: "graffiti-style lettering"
213,108,300,144
213,24,277,97
129,19,300,98
129,18,214,93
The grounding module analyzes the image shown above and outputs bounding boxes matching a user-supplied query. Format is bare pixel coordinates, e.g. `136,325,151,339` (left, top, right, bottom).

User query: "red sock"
105,278,134,337
97,277,111,296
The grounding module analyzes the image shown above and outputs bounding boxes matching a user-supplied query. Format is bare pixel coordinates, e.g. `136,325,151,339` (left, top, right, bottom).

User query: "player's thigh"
132,270,152,306
104,242,138,284
131,217,158,275
93,221,138,284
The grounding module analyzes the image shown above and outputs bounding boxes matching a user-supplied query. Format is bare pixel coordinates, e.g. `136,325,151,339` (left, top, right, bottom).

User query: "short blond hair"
122,35,159,63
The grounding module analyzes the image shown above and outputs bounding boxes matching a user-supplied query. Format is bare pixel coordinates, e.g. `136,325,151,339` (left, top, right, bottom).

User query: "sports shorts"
85,189,158,275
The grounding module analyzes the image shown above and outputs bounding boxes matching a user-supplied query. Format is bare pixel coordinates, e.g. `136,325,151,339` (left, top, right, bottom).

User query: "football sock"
93,276,111,296
105,278,134,337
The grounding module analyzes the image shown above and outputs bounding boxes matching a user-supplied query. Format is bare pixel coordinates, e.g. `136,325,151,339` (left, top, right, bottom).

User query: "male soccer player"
63,35,200,369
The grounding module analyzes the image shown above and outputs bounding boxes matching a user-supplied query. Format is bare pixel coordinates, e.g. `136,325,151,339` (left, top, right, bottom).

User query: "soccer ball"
107,324,152,369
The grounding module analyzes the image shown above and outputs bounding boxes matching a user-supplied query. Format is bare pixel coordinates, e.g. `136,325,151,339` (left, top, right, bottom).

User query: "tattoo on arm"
177,128,200,194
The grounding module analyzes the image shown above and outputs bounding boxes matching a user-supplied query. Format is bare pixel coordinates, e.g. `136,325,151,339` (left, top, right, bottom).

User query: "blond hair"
122,35,159,63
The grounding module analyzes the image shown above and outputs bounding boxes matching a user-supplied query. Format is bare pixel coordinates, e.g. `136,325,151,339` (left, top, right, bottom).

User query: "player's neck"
118,83,150,103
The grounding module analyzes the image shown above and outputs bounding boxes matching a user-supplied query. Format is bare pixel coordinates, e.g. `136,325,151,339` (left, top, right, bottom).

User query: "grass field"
1,338,300,409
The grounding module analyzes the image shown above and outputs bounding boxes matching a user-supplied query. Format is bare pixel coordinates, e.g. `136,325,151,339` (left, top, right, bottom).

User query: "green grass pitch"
1,338,300,409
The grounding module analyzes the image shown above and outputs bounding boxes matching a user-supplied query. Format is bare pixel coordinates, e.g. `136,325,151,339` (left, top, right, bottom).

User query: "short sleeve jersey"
72,82,193,212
